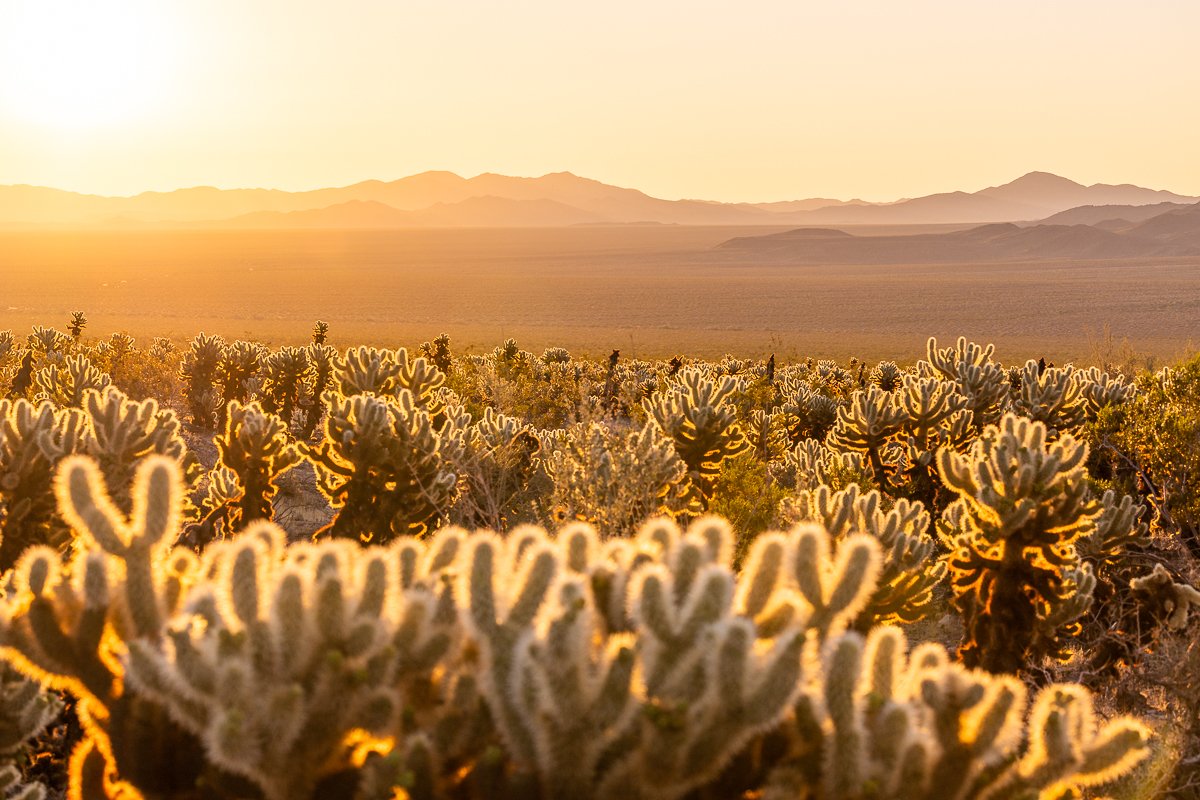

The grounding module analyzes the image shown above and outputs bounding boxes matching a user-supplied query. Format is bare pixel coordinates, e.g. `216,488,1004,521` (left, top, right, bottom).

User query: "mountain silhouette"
1,171,1195,229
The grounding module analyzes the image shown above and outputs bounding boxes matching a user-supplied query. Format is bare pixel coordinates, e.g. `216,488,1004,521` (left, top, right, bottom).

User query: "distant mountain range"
1,170,1197,229
716,201,1200,263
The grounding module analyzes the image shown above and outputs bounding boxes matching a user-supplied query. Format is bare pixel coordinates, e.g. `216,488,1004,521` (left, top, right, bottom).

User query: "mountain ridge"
1,171,1196,229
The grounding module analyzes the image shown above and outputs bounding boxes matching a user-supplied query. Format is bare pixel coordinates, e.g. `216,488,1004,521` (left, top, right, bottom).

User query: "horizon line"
2,168,1197,207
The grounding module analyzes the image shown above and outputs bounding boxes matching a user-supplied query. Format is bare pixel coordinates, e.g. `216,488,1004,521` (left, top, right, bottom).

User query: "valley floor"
0,226,1196,364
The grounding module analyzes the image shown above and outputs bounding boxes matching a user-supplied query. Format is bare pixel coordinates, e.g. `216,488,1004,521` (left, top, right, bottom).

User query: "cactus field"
0,318,1199,799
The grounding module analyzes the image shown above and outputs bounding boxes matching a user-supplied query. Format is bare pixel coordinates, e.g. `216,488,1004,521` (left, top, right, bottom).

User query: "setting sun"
0,1,176,132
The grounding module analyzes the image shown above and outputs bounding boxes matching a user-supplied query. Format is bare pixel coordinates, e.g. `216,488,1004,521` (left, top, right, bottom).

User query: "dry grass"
1,226,1196,364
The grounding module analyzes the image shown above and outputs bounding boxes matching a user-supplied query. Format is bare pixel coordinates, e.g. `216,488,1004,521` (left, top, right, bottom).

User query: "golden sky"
1,0,1198,202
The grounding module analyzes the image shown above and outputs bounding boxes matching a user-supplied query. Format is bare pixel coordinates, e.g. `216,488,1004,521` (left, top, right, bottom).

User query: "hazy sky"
1,0,1198,201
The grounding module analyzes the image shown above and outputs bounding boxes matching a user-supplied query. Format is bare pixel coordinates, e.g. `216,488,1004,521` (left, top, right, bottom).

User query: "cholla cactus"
26,327,70,359
179,332,225,428
924,336,1009,429
307,390,465,542
0,456,443,799
0,663,60,800
33,354,110,408
1077,366,1136,420
335,345,403,396
778,378,842,443
92,332,135,376
0,399,84,570
783,484,945,627
828,385,907,488
1009,361,1086,436
300,342,337,438
868,361,904,392
1129,563,1200,631
311,319,329,345
1080,490,1147,572
67,311,87,342
938,413,1100,672
546,421,688,538
199,400,301,538
0,457,1151,800
644,368,749,510
147,336,176,362
78,386,192,513
541,347,570,365
216,339,266,420
420,333,453,375
259,345,311,425
765,626,1150,800
0,332,14,366
396,348,448,421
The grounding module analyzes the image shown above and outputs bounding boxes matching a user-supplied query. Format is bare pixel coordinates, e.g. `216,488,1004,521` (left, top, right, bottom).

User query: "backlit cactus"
199,400,301,538
644,367,749,510
1009,360,1086,437
0,399,83,570
829,384,908,488
335,345,403,396
1129,563,1200,631
78,386,193,514
0,663,59,800
180,332,225,428
299,342,337,438
33,354,111,408
784,484,945,627
307,389,465,542
0,455,1153,800
924,336,1010,430
259,345,311,426
764,626,1150,800
216,339,265,421
937,413,1100,672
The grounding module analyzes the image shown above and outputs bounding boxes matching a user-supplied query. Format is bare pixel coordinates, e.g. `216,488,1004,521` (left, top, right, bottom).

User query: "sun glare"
0,1,177,132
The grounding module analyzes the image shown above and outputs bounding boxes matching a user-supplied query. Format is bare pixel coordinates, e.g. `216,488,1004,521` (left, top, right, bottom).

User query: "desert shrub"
544,421,687,538
107,341,184,404
707,451,788,563
0,456,1152,800
1108,356,1200,553
449,408,544,530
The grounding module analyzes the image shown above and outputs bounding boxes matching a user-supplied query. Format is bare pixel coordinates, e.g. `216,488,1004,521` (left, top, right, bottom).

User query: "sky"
1,0,1198,202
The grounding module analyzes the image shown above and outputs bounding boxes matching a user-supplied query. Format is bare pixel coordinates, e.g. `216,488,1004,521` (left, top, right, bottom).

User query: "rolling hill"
716,202,1200,263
